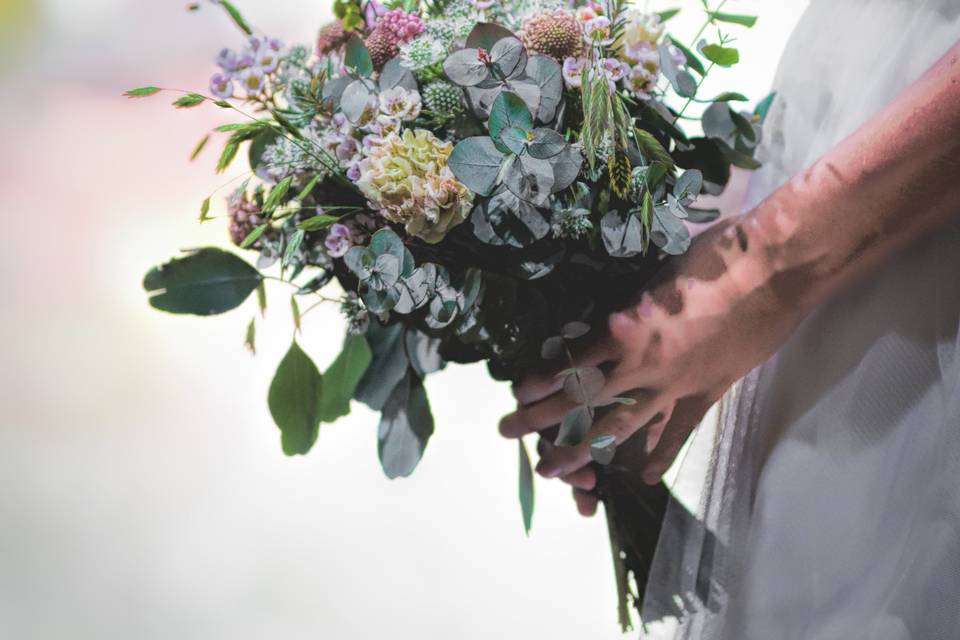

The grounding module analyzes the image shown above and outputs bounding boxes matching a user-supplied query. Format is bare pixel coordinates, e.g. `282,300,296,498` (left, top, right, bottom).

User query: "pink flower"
562,57,586,89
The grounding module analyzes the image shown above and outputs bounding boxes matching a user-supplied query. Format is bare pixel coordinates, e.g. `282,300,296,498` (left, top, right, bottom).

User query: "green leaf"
290,295,301,333
173,93,205,109
263,176,293,215
283,229,305,266
295,174,320,202
489,91,533,144
124,86,162,98
708,11,757,28
518,438,535,535
700,43,740,67
589,434,617,465
320,334,373,422
378,371,434,478
256,282,267,317
656,8,680,22
190,134,210,161
713,91,748,102
268,341,323,456
198,196,211,222
219,0,253,35
666,36,706,76
344,34,373,77
354,320,409,410
447,137,505,196
297,214,339,231
244,317,256,354
633,127,675,171
240,223,268,248
754,91,777,123
556,406,592,446
143,248,262,315
216,137,240,173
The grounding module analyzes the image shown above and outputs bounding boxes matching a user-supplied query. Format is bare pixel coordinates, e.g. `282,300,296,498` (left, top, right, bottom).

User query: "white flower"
626,64,657,99
620,11,664,49
379,87,422,122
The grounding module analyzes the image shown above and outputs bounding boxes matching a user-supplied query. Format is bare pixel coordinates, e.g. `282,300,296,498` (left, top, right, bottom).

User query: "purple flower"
325,223,354,257
215,48,240,72
210,72,234,99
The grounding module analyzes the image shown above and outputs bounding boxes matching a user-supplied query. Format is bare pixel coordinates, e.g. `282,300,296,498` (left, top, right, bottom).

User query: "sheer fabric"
641,1,960,638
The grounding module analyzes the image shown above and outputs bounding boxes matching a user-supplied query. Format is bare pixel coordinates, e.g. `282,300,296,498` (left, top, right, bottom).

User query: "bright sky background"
0,1,808,638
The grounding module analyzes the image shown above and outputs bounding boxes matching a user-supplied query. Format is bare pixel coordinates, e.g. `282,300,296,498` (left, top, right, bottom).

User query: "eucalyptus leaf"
448,137,505,196
321,75,352,110
702,101,737,139
343,246,373,280
268,341,323,456
405,330,445,377
320,334,373,422
562,366,605,404
489,91,533,143
443,48,489,87
686,207,722,224
522,55,562,122
541,336,565,360
561,321,590,340
590,434,617,465
504,154,554,206
378,371,434,479
526,128,566,159
344,35,373,77
556,406,592,446
489,37,526,78
340,78,377,123
144,248,262,315
466,23,515,50
700,43,740,67
651,204,691,255
601,210,644,258
355,320,408,411
675,169,703,204
379,57,418,92
550,145,584,192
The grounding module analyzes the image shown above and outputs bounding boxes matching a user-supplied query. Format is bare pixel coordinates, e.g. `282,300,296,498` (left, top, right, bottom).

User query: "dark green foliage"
143,248,262,315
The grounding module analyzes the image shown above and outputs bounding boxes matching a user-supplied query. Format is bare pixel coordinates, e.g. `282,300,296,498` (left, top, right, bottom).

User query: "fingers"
512,335,617,405
641,395,714,485
573,488,598,517
536,389,663,479
500,392,578,438
562,466,597,491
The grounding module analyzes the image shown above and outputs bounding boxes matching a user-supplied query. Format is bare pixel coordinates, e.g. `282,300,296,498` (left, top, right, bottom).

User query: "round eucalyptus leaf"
504,154,554,206
504,77,543,122
562,366,605,404
361,282,401,312
526,128,566,159
674,168,703,204
466,22,516,50
320,75,352,110
405,330,446,377
443,48,489,87
489,36,527,78
379,57,418,92
143,248,262,316
601,210,644,258
667,193,688,219
540,336,565,360
489,91,533,142
522,55,562,122
471,190,549,247
372,253,401,289
590,434,617,465
686,207,722,224
354,320,408,411
340,78,377,123
702,101,737,139
555,406,592,446
343,246,373,280
561,321,590,340
549,145,584,193
457,268,484,313
499,126,529,155
448,136,505,196
651,204,692,255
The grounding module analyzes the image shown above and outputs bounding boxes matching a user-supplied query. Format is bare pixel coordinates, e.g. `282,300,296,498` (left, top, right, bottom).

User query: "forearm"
732,43,960,314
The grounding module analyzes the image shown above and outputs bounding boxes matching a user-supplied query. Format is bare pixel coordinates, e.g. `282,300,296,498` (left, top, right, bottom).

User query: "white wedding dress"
641,1,960,638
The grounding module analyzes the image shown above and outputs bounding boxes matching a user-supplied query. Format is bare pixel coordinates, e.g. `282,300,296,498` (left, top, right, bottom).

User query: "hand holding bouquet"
132,0,769,628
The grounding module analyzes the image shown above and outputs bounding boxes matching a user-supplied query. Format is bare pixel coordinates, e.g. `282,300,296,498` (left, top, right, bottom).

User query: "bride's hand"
499,216,805,488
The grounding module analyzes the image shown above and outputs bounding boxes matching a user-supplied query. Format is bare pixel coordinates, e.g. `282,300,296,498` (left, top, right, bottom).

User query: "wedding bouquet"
134,0,769,628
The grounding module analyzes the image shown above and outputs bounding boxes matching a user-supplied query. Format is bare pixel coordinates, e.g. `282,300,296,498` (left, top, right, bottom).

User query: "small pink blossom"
562,57,586,89
325,223,354,258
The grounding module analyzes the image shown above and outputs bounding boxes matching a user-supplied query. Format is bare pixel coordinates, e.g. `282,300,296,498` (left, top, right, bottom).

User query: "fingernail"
642,467,662,485
644,429,658,454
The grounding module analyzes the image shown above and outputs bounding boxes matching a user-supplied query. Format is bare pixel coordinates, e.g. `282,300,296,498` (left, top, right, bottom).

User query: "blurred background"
0,1,807,638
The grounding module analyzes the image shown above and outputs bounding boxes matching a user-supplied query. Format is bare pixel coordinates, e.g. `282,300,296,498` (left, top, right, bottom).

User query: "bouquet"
133,0,770,628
